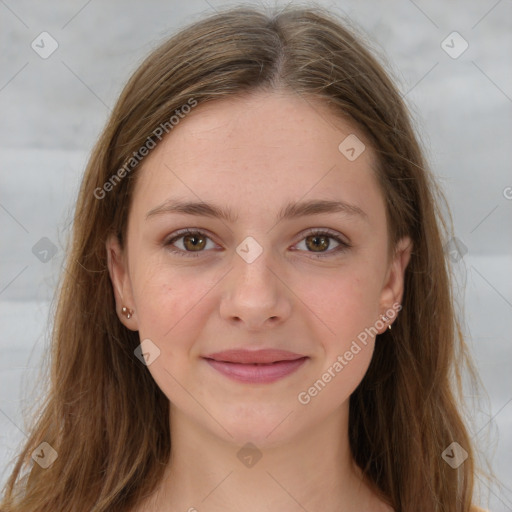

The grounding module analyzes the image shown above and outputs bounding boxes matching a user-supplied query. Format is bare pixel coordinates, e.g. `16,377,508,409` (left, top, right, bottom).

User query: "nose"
219,245,292,331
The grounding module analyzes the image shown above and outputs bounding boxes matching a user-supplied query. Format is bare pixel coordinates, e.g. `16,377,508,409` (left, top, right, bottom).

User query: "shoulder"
470,506,489,512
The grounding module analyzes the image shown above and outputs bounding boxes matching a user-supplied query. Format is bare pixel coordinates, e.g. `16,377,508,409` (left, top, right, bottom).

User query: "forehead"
130,91,383,221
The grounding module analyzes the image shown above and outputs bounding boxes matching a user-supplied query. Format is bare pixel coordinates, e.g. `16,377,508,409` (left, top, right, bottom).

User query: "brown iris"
305,234,330,252
182,232,207,251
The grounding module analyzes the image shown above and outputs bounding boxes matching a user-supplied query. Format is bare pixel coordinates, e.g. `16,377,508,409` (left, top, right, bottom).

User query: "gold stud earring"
380,315,392,331
121,306,134,319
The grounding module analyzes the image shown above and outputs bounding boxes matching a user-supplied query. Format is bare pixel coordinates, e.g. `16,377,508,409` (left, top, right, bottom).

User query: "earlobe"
106,234,138,331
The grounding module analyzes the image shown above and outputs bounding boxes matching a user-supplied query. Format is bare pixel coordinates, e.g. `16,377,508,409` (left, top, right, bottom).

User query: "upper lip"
202,349,306,364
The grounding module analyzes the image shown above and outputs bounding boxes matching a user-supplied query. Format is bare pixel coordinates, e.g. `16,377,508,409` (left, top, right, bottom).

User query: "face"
107,91,412,447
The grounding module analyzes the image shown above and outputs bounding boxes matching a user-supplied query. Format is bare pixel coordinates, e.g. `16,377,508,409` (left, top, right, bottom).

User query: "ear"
106,233,138,331
378,236,413,331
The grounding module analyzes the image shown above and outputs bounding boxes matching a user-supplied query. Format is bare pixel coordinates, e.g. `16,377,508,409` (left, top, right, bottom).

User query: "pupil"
310,235,328,251
186,234,204,250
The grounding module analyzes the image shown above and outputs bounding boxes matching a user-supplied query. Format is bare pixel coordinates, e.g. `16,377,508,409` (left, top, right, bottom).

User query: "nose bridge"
220,234,289,327
232,234,277,297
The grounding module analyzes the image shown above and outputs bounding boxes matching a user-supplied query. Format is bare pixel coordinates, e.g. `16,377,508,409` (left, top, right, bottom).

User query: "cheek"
129,256,195,338
130,265,211,396
303,263,383,342
130,257,226,363
297,271,379,409
299,258,384,399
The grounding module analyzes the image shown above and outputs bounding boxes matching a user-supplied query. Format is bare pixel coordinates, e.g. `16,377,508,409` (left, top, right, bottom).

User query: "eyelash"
163,228,351,259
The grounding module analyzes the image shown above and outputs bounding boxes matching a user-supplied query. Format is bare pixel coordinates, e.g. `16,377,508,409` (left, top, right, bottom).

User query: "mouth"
202,349,308,383
203,348,306,364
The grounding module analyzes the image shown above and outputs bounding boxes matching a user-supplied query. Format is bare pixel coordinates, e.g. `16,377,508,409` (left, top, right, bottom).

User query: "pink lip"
202,349,308,383
204,358,307,383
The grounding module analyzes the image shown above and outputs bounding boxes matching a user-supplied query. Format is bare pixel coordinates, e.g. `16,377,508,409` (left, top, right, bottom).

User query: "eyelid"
299,227,351,246
291,228,351,258
163,228,220,256
163,227,351,258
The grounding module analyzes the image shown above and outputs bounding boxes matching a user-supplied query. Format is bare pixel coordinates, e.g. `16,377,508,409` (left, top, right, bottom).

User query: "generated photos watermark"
94,97,198,200
297,302,402,405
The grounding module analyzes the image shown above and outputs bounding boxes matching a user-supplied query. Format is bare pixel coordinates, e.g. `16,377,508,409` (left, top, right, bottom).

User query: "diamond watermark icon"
338,134,366,161
31,32,59,59
31,441,58,469
444,237,468,263
236,236,263,264
32,237,58,263
441,441,468,469
441,31,469,59
134,338,161,366
237,442,262,468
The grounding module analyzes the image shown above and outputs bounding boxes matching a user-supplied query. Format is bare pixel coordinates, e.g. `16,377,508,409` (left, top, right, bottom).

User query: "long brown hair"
1,5,486,511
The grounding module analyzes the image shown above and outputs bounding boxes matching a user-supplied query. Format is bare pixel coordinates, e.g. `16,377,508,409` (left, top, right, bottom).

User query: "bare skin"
107,90,411,512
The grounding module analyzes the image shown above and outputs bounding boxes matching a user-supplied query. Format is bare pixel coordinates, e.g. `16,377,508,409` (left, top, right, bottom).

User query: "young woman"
1,5,490,512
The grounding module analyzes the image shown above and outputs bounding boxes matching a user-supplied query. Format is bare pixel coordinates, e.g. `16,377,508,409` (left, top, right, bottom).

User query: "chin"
209,403,301,449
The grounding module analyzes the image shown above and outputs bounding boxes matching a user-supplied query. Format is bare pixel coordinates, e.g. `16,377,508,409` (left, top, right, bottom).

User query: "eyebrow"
146,198,368,223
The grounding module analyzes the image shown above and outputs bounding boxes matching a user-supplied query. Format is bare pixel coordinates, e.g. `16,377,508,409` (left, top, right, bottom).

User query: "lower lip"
204,357,308,383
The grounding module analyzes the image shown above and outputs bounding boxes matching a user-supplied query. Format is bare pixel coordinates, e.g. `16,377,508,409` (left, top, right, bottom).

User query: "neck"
141,402,391,512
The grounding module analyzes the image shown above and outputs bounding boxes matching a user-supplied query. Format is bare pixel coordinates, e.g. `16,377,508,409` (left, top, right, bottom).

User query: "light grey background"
1,0,511,509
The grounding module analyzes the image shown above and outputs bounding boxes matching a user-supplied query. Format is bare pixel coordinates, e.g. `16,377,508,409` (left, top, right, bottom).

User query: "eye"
164,229,217,257
292,229,351,258
163,228,351,258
